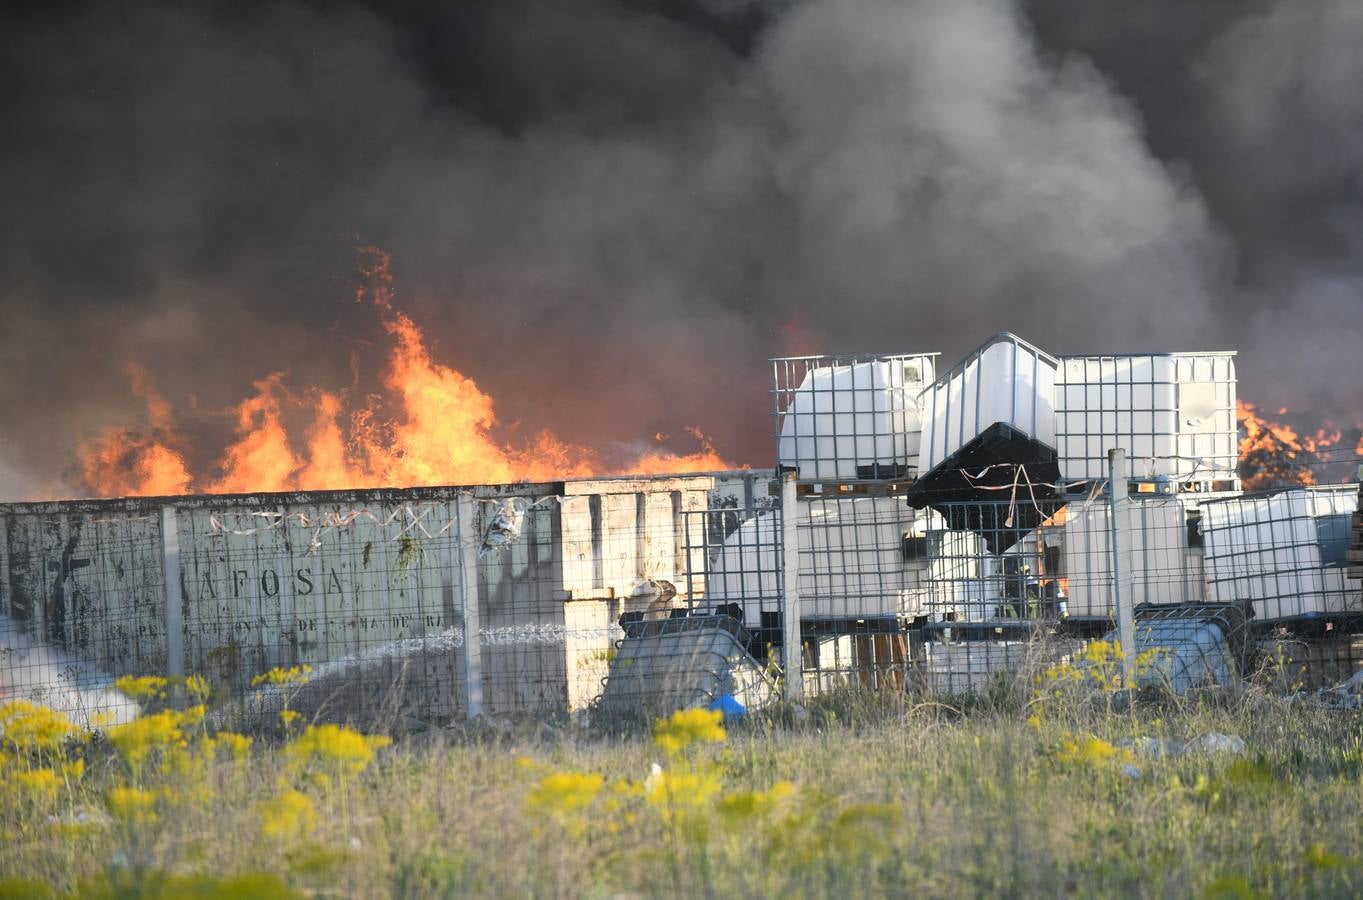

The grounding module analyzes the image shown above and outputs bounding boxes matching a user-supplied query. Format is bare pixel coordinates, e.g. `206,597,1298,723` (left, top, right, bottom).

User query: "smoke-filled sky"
2,0,1361,499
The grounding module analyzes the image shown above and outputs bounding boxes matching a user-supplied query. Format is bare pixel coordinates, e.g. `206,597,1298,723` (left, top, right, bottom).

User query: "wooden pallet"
796,481,911,498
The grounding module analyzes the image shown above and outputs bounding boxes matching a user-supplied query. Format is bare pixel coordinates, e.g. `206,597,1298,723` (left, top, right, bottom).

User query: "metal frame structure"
1055,351,1239,492
772,352,939,484
917,332,1060,476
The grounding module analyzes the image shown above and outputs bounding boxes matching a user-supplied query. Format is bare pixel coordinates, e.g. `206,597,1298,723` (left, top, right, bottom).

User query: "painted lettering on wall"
197,567,348,601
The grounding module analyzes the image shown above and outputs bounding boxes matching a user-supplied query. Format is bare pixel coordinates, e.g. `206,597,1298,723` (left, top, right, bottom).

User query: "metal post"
160,506,185,692
780,473,803,703
456,493,484,719
1107,449,1136,684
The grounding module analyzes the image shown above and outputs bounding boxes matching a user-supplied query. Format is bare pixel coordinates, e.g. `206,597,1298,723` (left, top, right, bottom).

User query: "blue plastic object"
708,694,747,720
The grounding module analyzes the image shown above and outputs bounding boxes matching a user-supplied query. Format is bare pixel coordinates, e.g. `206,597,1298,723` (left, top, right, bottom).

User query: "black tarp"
905,422,1063,552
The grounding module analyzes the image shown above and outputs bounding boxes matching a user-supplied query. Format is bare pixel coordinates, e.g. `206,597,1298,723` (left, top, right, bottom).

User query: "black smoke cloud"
0,0,1358,499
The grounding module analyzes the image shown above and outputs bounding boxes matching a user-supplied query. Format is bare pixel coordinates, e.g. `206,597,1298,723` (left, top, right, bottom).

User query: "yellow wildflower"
115,675,169,700
285,724,390,778
279,710,301,728
184,674,212,702
1055,734,1129,768
652,707,726,756
526,771,604,816
717,780,795,822
16,768,61,799
61,759,85,781
251,665,313,688
259,790,317,840
645,767,722,817
107,787,157,825
213,732,253,763
0,700,76,752
107,709,186,768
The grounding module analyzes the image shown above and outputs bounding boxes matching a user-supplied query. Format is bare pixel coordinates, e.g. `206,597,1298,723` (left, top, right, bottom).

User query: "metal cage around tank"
772,352,939,484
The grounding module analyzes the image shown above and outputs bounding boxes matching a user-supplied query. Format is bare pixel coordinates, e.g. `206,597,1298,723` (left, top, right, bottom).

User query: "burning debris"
1236,401,1363,490
73,249,732,499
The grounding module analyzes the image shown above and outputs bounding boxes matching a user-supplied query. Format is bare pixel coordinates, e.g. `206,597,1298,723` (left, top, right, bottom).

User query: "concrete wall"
0,472,770,725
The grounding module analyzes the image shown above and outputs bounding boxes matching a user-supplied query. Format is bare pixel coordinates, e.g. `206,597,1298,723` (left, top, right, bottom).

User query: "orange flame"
1233,400,1363,490
628,427,733,475
74,248,735,498
76,363,192,497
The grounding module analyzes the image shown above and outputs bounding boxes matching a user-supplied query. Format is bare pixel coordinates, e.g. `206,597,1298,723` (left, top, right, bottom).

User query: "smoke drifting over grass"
1,0,1359,498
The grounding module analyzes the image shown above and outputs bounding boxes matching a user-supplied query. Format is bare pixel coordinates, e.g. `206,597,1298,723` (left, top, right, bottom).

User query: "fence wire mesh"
3,472,1362,732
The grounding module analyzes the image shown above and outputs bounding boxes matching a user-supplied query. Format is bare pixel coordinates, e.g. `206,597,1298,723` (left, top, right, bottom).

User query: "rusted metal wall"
0,472,770,725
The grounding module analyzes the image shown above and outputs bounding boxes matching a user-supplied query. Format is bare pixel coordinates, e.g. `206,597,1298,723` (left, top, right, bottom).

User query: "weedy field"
2,649,1363,899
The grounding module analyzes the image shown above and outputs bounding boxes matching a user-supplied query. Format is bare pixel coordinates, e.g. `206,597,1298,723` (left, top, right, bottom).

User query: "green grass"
3,687,1363,898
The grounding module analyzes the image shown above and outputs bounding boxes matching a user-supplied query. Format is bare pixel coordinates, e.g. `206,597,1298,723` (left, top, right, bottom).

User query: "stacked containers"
1200,486,1361,620
917,334,1059,474
768,354,940,638
1055,353,1238,486
774,354,938,482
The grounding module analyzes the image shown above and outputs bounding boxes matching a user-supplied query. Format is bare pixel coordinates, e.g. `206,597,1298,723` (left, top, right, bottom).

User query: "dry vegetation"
2,653,1363,899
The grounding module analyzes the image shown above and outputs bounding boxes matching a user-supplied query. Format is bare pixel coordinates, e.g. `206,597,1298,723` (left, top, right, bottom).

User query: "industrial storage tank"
1055,353,1239,488
773,354,937,482
908,334,1063,552
917,333,1059,474
1200,486,1361,621
701,496,931,629
1061,495,1205,618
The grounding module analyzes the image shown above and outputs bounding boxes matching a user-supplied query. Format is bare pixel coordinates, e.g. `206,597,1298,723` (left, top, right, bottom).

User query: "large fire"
75,248,733,498
1237,400,1362,490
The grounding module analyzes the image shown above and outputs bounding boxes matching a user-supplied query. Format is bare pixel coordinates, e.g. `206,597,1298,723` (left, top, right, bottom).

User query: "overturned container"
908,334,1063,552
1199,486,1361,622
1101,604,1246,692
596,615,776,719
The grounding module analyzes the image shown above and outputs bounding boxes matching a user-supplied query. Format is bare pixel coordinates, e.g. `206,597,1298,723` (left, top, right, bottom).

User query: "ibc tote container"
1055,353,1238,486
917,334,1059,474
920,529,1006,622
1200,486,1361,621
773,354,938,482
1062,495,1205,618
703,497,927,629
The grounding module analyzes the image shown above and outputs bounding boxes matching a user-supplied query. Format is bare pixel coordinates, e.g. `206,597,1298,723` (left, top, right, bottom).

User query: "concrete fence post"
1107,449,1136,685
456,493,484,720
780,473,803,704
160,506,185,692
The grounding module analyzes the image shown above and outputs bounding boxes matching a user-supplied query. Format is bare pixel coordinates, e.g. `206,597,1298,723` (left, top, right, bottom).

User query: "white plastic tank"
1055,353,1238,484
776,356,936,481
918,334,1059,472
1200,486,1360,620
1062,496,1204,618
921,529,1005,622
704,497,926,628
